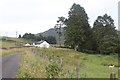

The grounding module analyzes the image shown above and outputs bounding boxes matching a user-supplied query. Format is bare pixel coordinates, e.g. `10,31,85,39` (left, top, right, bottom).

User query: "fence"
31,47,118,79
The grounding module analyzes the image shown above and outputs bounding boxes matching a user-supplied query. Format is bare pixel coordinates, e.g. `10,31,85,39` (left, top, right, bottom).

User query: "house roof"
36,40,44,44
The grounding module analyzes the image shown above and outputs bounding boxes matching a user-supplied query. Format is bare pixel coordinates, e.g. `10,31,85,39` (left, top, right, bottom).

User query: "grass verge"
16,47,118,78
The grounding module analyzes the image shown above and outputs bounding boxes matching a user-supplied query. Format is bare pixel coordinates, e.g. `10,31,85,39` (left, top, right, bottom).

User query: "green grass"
16,47,118,78
1,36,32,43
0,36,32,56
1,37,118,78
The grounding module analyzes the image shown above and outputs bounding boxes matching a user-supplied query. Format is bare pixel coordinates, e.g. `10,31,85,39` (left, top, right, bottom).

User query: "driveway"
0,53,20,78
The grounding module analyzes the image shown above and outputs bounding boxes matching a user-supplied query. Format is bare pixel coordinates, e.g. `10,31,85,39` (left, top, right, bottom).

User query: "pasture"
1,37,119,78
16,47,118,78
0,37,32,56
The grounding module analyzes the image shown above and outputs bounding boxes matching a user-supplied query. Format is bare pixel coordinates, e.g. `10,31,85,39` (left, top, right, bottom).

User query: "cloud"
0,0,119,37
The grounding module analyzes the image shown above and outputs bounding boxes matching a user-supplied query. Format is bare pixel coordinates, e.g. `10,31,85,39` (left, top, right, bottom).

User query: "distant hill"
37,28,65,44
38,28,56,37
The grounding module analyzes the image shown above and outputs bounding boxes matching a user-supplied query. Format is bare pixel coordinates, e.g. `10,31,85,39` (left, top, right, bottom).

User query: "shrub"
45,61,61,78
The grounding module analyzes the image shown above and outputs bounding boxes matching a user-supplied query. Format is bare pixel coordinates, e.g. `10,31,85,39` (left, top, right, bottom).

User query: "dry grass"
16,47,118,78
16,47,48,78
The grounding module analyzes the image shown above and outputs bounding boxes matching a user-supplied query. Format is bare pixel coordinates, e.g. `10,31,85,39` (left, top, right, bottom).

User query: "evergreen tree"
93,14,119,54
64,3,92,51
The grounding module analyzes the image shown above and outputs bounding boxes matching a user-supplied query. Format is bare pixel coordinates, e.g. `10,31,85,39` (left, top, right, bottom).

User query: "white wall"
40,41,50,48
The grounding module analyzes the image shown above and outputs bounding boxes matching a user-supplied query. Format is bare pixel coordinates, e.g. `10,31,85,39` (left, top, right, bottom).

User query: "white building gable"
40,41,50,48
34,41,50,48
25,43,30,46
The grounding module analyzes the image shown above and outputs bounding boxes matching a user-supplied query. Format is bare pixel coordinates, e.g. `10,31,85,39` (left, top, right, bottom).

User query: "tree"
44,36,56,44
18,34,21,38
64,3,92,51
35,34,44,41
93,14,119,54
22,33,36,40
55,16,66,47
117,31,120,53
22,33,29,39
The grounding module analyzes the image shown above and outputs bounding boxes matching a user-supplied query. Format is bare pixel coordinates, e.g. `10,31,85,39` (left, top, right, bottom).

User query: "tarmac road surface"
1,53,20,78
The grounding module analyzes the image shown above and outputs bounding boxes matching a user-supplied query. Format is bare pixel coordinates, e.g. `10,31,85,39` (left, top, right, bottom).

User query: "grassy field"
16,47,118,78
1,37,119,78
0,36,32,56
0,36,31,43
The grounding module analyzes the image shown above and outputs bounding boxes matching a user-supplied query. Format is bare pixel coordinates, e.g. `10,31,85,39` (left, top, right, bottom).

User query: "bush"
45,61,61,78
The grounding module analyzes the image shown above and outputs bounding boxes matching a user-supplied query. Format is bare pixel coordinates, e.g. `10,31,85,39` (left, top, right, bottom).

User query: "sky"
0,0,119,37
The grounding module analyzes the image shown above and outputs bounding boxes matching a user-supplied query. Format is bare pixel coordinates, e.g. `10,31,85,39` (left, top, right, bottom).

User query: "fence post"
76,62,80,79
110,72,116,80
60,57,63,70
41,52,43,57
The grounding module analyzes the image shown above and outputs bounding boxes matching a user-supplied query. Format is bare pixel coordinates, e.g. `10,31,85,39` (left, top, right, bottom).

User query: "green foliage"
22,33,56,44
45,61,61,78
22,33,36,41
98,35,118,53
93,14,119,54
55,16,66,46
16,70,33,78
44,36,56,44
94,14,115,28
56,3,119,54
35,34,44,41
18,34,22,38
22,33,43,41
64,3,92,51
1,36,7,41
116,44,120,53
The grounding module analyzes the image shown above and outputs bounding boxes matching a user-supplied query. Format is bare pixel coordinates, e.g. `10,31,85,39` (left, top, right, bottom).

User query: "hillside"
39,28,56,37
37,28,65,44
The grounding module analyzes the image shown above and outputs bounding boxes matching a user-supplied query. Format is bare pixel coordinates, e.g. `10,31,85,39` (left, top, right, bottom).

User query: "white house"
25,43,31,46
40,41,50,48
34,40,50,48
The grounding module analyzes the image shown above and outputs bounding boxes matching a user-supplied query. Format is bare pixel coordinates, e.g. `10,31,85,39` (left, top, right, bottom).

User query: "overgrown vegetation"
45,61,61,78
16,47,118,78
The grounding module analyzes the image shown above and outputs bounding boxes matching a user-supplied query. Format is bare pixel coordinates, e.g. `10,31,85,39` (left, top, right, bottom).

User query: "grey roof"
36,40,44,44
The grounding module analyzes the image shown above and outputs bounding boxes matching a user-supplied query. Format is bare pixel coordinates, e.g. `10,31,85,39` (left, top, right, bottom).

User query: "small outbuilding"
35,40,50,48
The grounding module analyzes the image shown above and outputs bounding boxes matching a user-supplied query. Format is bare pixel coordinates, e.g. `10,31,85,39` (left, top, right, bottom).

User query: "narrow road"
0,53,20,78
